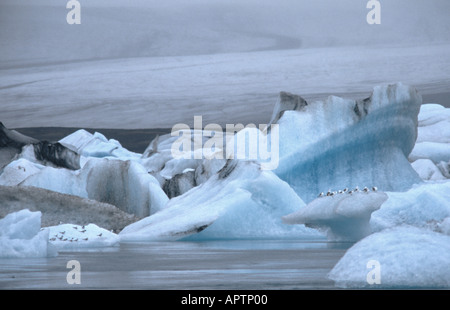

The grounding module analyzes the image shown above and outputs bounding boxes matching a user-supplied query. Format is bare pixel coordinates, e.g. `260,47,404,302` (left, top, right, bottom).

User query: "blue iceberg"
273,82,423,203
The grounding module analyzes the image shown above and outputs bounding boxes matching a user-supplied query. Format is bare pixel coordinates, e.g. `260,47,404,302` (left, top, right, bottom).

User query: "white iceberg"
411,158,446,180
282,188,388,242
120,160,320,241
409,103,450,164
370,181,450,232
19,157,168,217
0,209,56,258
60,129,141,161
328,225,450,288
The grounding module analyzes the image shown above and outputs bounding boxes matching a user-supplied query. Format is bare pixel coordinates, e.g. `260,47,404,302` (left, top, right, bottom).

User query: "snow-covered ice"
328,225,450,288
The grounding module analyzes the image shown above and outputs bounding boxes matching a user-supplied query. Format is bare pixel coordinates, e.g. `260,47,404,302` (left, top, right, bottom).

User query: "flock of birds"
49,225,104,242
317,186,378,198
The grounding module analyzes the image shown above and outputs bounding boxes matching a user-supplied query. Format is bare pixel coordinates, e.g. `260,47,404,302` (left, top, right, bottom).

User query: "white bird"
363,187,369,192
354,186,359,192
372,186,378,191
318,192,324,198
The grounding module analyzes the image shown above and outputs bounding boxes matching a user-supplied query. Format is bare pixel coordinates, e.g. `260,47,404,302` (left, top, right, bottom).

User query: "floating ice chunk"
0,209,56,258
0,208,41,240
328,226,450,288
120,160,318,241
411,158,446,180
59,129,140,160
82,158,168,216
20,158,168,217
274,83,422,202
370,181,450,232
409,103,450,163
160,158,201,179
282,189,388,242
21,164,87,198
0,158,42,186
416,104,450,143
48,223,119,249
409,141,450,164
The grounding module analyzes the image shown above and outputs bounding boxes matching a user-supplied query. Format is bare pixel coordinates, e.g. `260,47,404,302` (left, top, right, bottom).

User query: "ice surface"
0,158,42,186
409,104,450,164
274,83,423,202
328,225,450,288
20,158,168,217
48,223,119,249
119,160,320,241
411,159,446,180
60,129,140,161
282,189,388,242
370,181,450,232
0,209,56,258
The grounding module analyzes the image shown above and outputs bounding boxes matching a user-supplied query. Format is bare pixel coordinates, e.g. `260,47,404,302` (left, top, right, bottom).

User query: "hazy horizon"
1,0,450,68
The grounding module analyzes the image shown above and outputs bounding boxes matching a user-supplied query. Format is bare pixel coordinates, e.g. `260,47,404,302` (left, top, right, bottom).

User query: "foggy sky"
1,0,450,69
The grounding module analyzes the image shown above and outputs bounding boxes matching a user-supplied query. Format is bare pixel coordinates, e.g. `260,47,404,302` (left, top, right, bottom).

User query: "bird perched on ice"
372,186,378,191
354,186,359,192
318,192,324,198
363,187,369,193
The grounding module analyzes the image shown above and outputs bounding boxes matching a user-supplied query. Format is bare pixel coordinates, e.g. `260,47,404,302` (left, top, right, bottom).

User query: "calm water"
0,239,350,290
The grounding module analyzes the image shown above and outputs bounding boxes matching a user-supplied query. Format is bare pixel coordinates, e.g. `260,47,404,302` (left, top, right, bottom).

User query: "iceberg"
273,83,423,203
282,188,388,242
60,129,141,161
0,209,56,258
18,157,168,218
410,158,446,180
328,225,450,288
370,181,450,232
119,160,320,241
409,103,450,164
